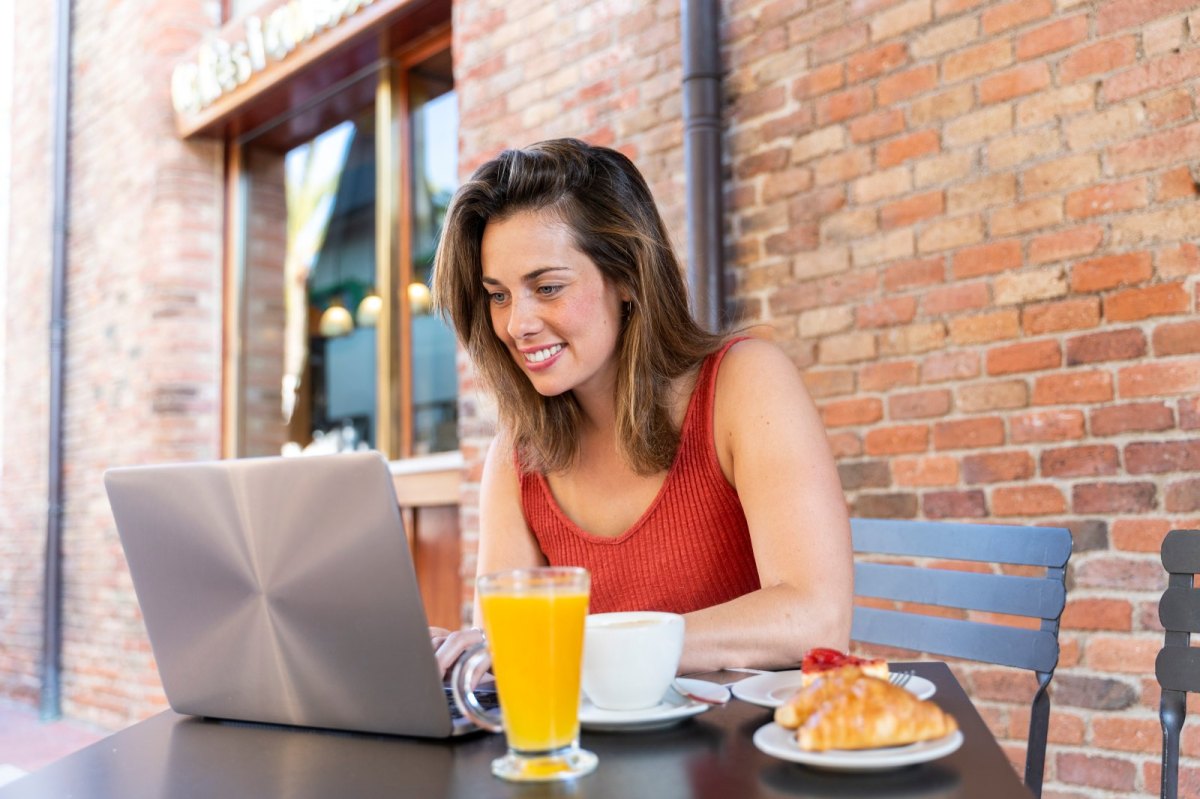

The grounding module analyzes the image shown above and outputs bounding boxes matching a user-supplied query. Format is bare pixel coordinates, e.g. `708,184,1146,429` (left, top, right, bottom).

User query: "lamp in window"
319,296,354,337
407,281,432,315
356,287,382,327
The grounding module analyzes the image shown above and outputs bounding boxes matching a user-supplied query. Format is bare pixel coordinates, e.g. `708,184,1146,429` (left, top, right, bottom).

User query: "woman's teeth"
525,344,564,363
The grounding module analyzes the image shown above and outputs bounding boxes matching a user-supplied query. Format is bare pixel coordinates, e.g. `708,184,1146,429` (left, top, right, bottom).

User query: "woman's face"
481,208,629,402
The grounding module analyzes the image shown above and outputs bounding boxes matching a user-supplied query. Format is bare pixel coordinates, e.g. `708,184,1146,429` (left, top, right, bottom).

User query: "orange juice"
481,589,589,752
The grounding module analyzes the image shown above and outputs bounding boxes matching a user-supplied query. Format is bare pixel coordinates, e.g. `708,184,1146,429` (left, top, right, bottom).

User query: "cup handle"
451,642,503,733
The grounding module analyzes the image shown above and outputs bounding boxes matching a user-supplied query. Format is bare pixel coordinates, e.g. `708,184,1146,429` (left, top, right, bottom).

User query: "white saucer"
579,678,716,731
731,670,935,708
753,722,963,771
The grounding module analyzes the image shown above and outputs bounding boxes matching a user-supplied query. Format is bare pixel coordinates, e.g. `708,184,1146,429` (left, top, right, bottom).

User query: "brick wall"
456,0,1200,795
1,0,224,728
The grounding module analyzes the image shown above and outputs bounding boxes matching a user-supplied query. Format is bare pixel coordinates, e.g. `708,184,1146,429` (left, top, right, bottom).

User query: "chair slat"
1160,586,1200,633
852,518,1071,568
1157,646,1200,694
1162,529,1200,574
854,561,1065,619
851,606,1060,672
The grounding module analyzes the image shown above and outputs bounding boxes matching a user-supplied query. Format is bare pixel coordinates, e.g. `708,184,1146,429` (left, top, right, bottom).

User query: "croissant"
774,665,864,729
795,673,957,751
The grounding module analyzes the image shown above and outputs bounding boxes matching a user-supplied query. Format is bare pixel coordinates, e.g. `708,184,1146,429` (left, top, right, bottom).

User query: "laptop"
104,450,488,738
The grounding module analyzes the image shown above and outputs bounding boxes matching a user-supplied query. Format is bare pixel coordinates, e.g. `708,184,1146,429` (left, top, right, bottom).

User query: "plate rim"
752,721,964,771
578,678,719,730
731,670,935,707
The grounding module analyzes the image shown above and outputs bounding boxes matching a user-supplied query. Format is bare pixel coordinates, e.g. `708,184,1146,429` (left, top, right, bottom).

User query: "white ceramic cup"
582,611,686,711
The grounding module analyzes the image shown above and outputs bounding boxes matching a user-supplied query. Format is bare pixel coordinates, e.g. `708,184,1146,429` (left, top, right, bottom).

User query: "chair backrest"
850,517,1072,799
1156,529,1200,799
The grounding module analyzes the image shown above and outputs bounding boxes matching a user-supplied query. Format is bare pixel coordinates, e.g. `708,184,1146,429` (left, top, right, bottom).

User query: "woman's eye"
536,285,562,297
487,291,508,304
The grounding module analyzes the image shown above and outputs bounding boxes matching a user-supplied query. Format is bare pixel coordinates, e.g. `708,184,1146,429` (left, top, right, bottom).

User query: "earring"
622,301,633,318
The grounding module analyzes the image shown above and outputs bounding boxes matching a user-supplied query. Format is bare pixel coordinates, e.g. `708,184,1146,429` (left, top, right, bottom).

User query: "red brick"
949,310,1020,345
951,240,1021,279
1097,0,1200,35
980,62,1050,105
1042,444,1121,478
804,369,857,399
736,147,790,179
1033,370,1114,405
860,360,919,391
1065,178,1150,219
881,191,944,229
736,84,788,120
1183,397,1200,430
1112,518,1173,552
817,85,874,125
793,63,845,100
847,42,909,83
1125,440,1200,474
990,198,1063,237
1029,225,1103,264
1023,298,1100,335
921,350,979,383
877,130,940,168
933,417,1005,450
1016,15,1088,58
1104,282,1189,322
993,485,1066,516
849,109,905,143
813,22,871,65
1155,320,1200,356
962,451,1034,484
882,256,946,291
1066,328,1147,365
1059,37,1137,83
893,456,959,486
923,282,989,316
934,0,986,16
865,424,930,455
943,39,1013,83
876,64,938,106
1108,121,1200,176
856,296,918,328
1167,478,1200,512
982,0,1051,33
1120,361,1200,398
1105,49,1200,104
1091,401,1175,436
828,431,864,458
1092,716,1160,752
1159,242,1200,278
1087,636,1161,673
923,490,987,519
1073,482,1157,514
1159,165,1200,202
821,397,885,427
1011,410,1085,443
1069,252,1153,292
889,389,953,420
1146,90,1196,130
986,339,1061,375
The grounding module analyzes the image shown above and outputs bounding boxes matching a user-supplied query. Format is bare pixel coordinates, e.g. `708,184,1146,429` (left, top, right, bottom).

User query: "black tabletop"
0,662,1030,799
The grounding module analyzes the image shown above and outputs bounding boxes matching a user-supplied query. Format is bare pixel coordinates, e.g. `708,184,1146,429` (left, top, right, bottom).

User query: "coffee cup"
582,611,685,711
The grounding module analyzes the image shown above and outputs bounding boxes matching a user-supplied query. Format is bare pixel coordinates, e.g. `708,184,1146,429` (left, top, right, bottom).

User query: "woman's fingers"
433,627,485,678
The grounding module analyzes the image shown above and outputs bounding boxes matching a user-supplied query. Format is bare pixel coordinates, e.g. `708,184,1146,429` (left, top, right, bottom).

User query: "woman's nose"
506,296,542,339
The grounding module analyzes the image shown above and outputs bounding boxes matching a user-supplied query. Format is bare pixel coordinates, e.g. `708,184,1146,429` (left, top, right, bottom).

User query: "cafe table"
0,661,1030,798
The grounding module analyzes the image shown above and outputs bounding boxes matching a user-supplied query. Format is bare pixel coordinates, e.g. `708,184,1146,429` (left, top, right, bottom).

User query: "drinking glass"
452,567,597,782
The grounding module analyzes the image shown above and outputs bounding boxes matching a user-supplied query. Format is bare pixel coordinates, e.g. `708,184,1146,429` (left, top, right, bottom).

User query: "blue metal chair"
850,518,1072,798
1157,528,1200,799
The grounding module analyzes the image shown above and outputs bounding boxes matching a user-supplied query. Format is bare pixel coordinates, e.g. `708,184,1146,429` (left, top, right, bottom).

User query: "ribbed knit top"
519,339,760,614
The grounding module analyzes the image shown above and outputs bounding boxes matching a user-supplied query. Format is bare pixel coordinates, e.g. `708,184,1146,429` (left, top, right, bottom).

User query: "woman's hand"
430,626,488,680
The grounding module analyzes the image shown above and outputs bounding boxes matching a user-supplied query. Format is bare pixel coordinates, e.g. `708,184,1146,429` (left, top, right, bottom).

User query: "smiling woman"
430,139,853,676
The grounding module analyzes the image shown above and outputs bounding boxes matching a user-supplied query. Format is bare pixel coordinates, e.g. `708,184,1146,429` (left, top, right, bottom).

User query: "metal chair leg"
1161,689,1186,799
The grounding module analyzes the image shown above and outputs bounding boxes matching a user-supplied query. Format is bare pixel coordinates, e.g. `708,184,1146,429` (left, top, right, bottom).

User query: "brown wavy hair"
432,138,725,475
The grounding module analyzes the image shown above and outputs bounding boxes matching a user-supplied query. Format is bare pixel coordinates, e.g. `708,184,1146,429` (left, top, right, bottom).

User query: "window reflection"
408,51,458,456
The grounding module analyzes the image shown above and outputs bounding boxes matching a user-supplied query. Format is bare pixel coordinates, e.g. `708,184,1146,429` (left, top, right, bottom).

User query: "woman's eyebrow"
482,267,572,286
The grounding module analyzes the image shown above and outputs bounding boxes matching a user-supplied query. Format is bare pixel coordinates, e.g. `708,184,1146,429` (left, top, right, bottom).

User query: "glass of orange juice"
452,567,597,782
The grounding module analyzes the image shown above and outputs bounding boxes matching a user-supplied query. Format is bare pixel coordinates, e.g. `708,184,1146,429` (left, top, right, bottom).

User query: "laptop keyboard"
445,685,500,721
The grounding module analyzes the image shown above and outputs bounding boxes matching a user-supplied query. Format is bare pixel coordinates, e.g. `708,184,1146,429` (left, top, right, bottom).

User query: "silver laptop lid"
104,451,465,738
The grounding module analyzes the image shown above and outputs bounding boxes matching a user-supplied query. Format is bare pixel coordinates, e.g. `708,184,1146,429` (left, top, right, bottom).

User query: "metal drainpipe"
681,0,724,332
42,0,73,721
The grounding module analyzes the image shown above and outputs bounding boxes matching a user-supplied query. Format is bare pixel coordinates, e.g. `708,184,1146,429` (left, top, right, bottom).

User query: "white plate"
731,670,935,708
753,722,963,771
579,678,716,731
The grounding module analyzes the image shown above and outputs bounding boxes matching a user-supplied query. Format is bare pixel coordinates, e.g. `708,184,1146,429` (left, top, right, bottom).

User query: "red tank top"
519,339,760,614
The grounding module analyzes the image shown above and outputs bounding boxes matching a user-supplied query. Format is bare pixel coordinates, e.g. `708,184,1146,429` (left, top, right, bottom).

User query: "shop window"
233,44,458,460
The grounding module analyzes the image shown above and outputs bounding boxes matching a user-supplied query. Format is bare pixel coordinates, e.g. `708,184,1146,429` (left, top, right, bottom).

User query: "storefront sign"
171,0,379,118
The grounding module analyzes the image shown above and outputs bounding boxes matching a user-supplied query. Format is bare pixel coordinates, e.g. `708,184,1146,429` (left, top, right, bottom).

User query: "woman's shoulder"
715,334,801,383
713,335,811,417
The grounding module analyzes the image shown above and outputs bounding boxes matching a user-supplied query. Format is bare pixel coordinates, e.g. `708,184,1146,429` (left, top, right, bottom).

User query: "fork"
889,670,914,688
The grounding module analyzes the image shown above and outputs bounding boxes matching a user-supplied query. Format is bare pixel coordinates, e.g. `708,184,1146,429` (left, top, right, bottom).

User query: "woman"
430,139,851,675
